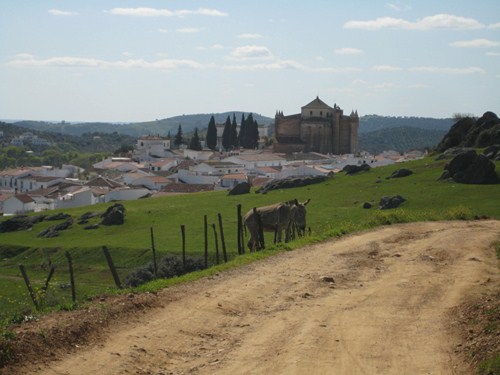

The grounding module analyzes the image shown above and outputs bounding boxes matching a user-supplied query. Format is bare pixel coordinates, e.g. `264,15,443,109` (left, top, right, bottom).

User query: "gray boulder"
228,182,251,196
379,195,406,210
343,163,371,175
443,150,498,184
256,175,327,194
388,168,413,178
0,215,45,233
101,203,126,226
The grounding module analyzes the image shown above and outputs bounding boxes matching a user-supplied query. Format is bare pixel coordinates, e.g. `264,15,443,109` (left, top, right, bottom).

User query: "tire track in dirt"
25,220,500,375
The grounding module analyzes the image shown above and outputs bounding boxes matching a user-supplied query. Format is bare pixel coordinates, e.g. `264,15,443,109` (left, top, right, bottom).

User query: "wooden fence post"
204,215,208,268
150,226,158,278
218,213,228,263
181,225,186,269
19,264,39,310
102,246,122,289
237,204,243,255
65,251,76,303
212,223,220,265
42,266,55,292
253,207,265,250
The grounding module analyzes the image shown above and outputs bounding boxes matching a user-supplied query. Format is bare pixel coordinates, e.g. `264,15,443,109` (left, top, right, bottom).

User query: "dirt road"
31,220,500,375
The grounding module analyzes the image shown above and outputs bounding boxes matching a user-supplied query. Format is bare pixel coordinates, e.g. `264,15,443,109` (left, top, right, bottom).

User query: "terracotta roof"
221,173,247,180
161,183,213,193
0,193,14,202
13,194,34,203
86,176,123,188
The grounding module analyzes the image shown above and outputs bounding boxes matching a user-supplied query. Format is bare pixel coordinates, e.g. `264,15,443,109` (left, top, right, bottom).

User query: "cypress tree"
230,113,238,148
189,128,202,151
174,124,184,146
206,115,217,150
221,115,231,150
238,113,246,148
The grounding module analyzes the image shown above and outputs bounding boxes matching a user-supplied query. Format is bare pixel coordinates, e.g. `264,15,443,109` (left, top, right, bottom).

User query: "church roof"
302,96,333,110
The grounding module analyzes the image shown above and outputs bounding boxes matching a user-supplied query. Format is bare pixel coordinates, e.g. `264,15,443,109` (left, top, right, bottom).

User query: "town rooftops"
12,194,35,203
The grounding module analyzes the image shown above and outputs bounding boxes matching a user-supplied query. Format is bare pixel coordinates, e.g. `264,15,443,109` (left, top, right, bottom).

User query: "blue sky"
1,1,499,122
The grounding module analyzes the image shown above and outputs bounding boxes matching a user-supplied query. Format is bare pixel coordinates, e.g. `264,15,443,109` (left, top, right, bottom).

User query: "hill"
359,115,453,134
0,121,136,154
11,112,274,138
359,126,447,154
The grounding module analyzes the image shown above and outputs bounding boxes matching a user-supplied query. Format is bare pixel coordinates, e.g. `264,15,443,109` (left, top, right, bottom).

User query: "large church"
273,97,359,155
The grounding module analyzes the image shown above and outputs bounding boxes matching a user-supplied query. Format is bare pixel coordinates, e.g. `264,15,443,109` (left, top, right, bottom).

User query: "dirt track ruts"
26,220,500,374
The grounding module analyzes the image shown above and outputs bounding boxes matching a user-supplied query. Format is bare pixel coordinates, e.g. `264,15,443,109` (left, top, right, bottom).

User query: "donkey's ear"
303,198,311,206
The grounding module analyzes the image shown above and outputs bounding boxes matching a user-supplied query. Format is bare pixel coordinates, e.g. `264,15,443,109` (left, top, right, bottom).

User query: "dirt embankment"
3,220,500,375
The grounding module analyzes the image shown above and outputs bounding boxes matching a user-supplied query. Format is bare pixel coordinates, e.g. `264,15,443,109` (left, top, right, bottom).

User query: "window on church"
320,111,323,117
310,111,313,116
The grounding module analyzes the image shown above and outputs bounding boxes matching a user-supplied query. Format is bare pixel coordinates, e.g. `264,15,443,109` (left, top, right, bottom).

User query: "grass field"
1,155,499,322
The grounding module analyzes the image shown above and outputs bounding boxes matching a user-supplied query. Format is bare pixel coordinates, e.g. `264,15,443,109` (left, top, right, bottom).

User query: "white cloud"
385,3,412,12
107,7,227,17
450,39,500,48
371,82,400,90
334,48,363,55
228,45,273,60
176,28,202,34
237,33,263,39
409,66,485,74
372,65,403,71
197,44,225,51
408,83,431,89
223,59,304,71
344,14,484,30
49,9,78,16
486,52,500,56
6,55,204,70
158,28,168,34
489,22,500,29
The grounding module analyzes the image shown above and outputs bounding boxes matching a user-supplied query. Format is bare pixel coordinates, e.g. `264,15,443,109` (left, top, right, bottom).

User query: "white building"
134,135,172,160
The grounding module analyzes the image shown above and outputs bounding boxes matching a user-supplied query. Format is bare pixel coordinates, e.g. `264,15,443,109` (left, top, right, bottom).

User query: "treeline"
174,113,260,151
359,115,453,134
359,127,447,154
0,122,137,170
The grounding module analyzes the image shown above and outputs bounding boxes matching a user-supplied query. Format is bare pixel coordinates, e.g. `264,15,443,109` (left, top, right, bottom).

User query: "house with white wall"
133,135,172,161
224,152,286,169
3,194,36,214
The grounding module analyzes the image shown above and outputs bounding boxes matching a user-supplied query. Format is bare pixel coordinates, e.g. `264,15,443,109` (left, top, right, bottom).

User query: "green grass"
0,156,499,321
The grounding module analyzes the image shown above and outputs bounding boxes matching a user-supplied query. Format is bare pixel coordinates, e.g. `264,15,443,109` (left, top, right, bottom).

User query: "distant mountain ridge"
12,112,274,138
5,113,456,153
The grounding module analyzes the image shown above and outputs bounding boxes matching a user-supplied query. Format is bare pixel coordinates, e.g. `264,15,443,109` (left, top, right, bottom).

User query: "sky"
0,0,499,123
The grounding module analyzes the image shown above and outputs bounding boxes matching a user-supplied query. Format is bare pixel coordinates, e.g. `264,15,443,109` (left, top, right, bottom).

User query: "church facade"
273,97,359,155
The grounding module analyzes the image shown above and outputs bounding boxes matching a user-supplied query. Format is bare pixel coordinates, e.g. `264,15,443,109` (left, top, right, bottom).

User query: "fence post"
42,266,55,292
237,204,243,255
253,207,265,250
204,215,208,268
218,213,228,263
102,246,122,289
19,264,39,310
150,226,158,278
65,251,76,303
212,223,220,265
181,225,186,269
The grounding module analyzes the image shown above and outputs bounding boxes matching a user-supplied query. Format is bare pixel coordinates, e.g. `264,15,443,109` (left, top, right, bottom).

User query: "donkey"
244,199,310,251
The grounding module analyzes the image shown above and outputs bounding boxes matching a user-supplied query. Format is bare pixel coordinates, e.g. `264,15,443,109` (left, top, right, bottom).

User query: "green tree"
189,128,203,151
174,124,184,146
221,115,232,150
206,115,217,150
238,113,246,147
230,114,239,149
247,113,260,149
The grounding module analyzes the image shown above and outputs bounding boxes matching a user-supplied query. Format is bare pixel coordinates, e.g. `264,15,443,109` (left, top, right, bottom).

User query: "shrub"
123,254,206,287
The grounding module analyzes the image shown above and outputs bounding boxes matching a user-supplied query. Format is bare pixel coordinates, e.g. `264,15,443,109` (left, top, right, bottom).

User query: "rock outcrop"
441,150,498,184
